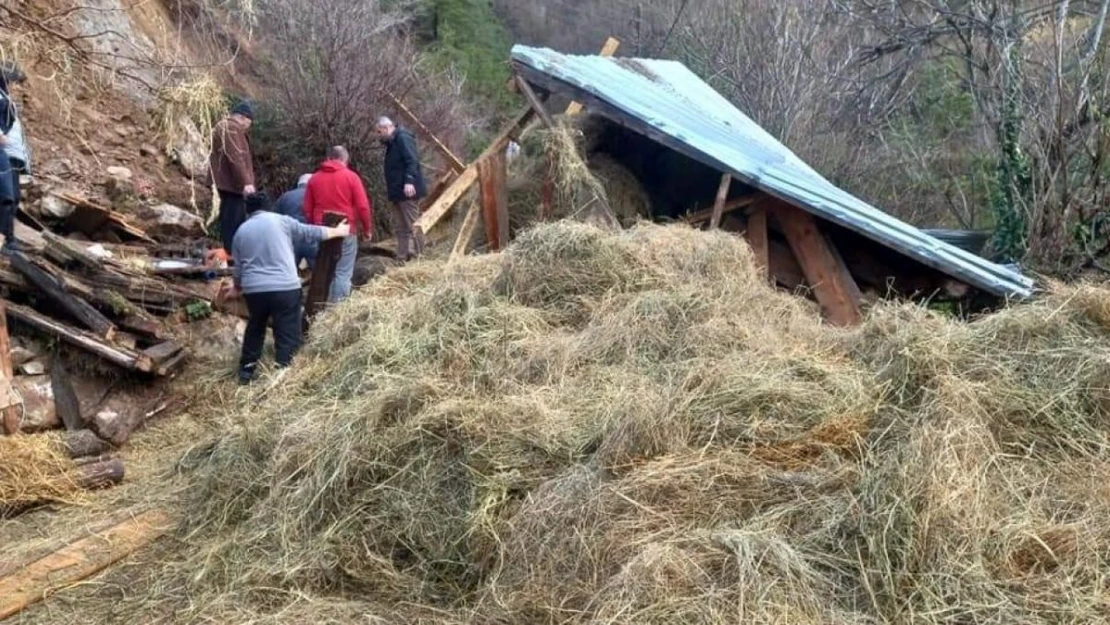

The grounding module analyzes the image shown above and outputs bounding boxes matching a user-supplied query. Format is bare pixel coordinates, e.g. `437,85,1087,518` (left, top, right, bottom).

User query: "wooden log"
565,37,621,115
0,301,16,435
709,173,733,230
50,355,83,431
141,341,182,364
58,429,111,459
515,75,555,129
9,253,117,340
5,302,152,373
450,199,483,261
0,508,168,620
41,230,105,272
75,458,125,489
766,198,862,326
745,203,769,278
414,107,536,236
478,150,510,252
387,92,466,174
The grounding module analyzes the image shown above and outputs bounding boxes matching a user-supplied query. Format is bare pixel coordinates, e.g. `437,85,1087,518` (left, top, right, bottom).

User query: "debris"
12,376,57,432
53,192,155,244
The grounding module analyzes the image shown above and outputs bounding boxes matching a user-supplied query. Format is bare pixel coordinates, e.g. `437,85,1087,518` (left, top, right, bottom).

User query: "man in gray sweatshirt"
231,192,349,383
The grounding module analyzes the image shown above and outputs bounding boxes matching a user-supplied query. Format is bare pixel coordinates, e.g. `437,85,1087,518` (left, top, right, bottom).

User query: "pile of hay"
0,433,84,515
80,223,1110,624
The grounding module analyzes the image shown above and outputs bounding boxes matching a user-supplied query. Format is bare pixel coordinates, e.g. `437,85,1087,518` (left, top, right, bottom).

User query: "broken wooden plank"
682,195,757,225
709,173,733,230
388,92,466,174
154,351,187,377
5,302,152,373
767,198,862,326
515,75,555,129
304,212,347,325
0,508,168,620
450,199,483,261
414,108,536,236
478,150,510,252
9,253,117,341
565,37,621,115
421,171,457,212
0,301,15,435
54,192,155,244
745,204,769,277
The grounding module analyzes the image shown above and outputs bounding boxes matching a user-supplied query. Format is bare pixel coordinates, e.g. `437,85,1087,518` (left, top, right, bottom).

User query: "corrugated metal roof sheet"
510,46,1034,299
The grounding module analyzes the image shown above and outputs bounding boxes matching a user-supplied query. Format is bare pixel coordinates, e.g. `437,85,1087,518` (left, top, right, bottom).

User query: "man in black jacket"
0,62,29,255
376,116,426,260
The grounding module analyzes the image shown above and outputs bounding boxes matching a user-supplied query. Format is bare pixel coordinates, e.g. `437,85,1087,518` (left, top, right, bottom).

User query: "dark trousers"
218,190,246,251
239,288,303,377
0,158,21,245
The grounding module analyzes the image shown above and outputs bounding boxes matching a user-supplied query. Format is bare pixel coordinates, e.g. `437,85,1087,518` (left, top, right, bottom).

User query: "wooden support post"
478,150,510,252
414,108,535,237
0,509,171,620
387,92,466,174
766,197,862,326
709,173,732,230
515,76,555,129
565,37,621,115
450,200,483,261
304,213,347,326
0,301,15,435
744,204,769,278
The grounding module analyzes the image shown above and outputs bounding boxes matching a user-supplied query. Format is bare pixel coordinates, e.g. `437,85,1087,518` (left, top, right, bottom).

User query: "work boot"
0,239,21,256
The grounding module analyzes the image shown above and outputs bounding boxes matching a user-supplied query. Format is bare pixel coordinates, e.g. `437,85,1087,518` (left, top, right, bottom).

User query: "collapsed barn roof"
510,45,1034,300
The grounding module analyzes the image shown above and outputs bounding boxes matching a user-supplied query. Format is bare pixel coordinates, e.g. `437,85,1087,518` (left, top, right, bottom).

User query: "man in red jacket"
303,146,373,302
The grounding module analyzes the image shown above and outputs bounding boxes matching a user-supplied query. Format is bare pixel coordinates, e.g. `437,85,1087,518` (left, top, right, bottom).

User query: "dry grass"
0,433,85,515
13,223,1110,625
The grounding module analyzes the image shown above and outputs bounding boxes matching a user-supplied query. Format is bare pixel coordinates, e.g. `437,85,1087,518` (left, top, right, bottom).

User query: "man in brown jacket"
210,100,257,252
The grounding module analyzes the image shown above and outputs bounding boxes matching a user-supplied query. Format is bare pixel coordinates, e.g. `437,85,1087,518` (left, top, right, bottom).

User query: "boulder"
19,360,47,376
12,375,58,433
139,203,206,238
170,116,210,179
105,166,136,201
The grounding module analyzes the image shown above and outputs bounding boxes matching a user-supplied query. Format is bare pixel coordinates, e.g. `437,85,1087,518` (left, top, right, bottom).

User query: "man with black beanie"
0,62,30,254
210,99,257,253
231,192,350,384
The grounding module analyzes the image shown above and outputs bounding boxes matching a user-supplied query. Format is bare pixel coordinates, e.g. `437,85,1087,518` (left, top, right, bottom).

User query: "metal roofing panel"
510,46,1034,298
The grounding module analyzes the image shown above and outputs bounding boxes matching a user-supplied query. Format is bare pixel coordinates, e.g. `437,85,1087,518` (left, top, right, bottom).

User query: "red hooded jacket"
302,160,373,236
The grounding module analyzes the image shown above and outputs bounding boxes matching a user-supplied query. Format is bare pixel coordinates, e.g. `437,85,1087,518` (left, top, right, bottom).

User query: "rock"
19,361,47,376
139,203,206,238
13,376,58,433
170,116,210,179
139,144,159,158
40,194,76,219
106,165,133,181
10,346,37,367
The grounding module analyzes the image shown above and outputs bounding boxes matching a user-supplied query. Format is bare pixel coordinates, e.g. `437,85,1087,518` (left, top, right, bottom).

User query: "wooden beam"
744,203,769,277
565,37,621,115
51,355,83,431
682,195,757,225
9,253,117,341
0,509,171,620
450,200,483,261
478,150,510,252
0,301,15,435
414,108,535,236
387,92,466,174
5,301,152,373
766,198,862,326
768,238,806,290
515,75,555,129
709,173,732,230
304,213,347,325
